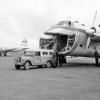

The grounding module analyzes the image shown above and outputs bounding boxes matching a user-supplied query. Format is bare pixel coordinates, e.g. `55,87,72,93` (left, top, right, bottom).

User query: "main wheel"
24,62,31,70
15,65,20,70
46,61,52,68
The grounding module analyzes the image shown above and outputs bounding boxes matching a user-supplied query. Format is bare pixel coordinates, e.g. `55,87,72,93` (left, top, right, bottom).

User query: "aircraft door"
54,35,68,52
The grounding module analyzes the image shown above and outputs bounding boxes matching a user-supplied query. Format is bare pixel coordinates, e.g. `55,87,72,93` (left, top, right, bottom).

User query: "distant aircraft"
44,19,100,66
0,47,29,56
0,38,29,56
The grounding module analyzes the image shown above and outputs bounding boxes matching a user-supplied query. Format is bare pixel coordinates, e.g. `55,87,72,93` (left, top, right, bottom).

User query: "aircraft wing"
0,47,29,56
85,28,100,42
88,31,100,42
4,47,29,52
90,34,100,42
0,47,29,53
2,48,17,52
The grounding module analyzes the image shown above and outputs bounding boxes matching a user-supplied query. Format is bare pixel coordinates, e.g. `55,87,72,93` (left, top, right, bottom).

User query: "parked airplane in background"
0,38,29,56
0,47,29,56
44,19,100,66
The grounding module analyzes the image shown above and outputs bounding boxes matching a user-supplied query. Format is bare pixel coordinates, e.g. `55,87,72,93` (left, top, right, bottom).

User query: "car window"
24,51,35,56
35,52,41,56
42,52,48,55
49,52,53,55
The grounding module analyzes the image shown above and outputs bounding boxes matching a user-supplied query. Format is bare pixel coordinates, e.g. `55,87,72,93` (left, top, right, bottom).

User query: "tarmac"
0,57,100,100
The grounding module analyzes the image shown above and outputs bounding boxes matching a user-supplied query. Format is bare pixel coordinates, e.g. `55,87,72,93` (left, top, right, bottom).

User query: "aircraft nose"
45,27,76,36
44,26,79,55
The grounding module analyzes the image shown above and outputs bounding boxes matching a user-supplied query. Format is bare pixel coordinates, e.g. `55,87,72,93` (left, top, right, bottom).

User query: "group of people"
52,52,66,67
52,47,100,67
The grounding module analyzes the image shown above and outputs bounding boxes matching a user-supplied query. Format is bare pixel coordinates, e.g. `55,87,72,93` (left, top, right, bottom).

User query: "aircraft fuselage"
45,25,100,58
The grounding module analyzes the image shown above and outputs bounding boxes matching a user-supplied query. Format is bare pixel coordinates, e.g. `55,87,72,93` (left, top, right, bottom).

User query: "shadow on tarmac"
14,63,100,71
62,62,98,68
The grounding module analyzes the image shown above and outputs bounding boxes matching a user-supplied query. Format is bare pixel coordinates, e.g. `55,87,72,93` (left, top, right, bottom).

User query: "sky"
0,0,100,48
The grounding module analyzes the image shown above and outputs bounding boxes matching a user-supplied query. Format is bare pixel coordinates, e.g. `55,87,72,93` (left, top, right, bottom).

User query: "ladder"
67,35,75,50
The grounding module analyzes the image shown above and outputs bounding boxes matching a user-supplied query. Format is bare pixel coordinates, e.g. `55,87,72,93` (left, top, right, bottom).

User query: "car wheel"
46,61,52,68
15,65,20,70
24,62,30,70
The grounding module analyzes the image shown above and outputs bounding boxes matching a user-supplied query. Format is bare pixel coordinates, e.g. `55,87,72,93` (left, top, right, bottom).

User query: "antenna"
92,10,97,27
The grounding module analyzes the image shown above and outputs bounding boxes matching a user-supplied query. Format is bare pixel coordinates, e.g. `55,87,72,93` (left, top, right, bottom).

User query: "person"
58,55,66,67
52,52,59,67
94,47,99,66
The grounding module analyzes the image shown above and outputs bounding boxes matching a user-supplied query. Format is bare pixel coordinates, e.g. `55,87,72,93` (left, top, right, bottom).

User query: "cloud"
0,0,56,47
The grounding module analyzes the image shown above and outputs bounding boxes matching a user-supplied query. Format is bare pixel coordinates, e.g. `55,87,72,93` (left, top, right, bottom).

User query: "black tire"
52,65,57,68
46,61,52,68
24,61,31,70
42,64,46,68
38,65,42,68
15,65,20,70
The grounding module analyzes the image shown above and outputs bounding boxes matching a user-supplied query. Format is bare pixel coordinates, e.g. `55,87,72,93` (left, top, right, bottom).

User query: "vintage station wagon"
14,49,54,70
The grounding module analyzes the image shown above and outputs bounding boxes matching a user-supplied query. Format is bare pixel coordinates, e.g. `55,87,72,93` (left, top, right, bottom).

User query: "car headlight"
17,57,21,62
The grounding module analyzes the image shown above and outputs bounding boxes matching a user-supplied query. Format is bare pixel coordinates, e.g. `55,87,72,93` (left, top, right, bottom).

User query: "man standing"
94,47,99,66
52,51,59,68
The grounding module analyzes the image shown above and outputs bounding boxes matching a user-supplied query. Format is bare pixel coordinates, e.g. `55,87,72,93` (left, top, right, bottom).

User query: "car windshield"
24,51,35,56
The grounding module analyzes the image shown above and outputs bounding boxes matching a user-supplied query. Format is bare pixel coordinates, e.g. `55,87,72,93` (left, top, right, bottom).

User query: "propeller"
86,36,90,49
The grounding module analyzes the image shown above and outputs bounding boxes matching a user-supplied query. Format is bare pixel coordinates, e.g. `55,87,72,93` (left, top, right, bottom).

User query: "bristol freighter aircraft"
44,20,100,66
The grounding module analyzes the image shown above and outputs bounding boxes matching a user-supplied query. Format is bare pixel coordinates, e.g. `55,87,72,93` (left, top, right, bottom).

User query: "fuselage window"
80,44,83,48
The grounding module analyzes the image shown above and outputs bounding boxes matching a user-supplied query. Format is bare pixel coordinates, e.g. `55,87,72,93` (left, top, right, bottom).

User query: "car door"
41,51,49,64
32,51,41,65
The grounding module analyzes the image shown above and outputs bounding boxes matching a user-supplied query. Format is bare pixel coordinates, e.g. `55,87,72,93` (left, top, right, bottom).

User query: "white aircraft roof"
45,27,76,35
